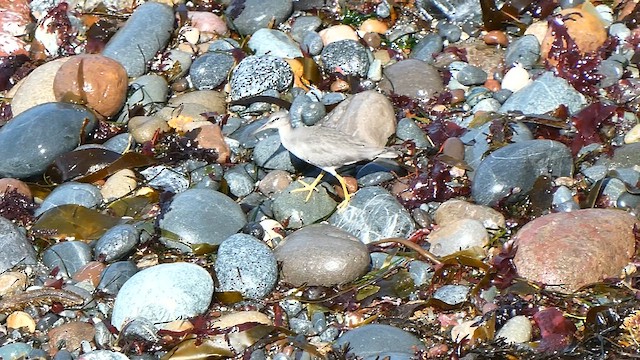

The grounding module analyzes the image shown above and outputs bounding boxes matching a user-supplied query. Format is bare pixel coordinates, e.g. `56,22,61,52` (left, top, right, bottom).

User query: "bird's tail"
377,148,402,159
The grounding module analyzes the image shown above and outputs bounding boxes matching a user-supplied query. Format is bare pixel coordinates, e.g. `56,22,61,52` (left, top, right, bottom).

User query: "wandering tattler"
257,111,399,209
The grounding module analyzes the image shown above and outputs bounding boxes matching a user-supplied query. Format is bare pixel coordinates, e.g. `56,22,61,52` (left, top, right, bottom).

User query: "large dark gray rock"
0,217,37,273
334,324,425,358
225,0,293,36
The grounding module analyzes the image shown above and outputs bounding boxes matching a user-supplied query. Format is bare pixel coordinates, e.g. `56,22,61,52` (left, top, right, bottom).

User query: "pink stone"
187,11,228,35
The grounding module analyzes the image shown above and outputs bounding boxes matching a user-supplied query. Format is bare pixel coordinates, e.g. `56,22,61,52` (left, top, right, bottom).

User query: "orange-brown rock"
184,123,230,164
53,54,128,117
48,321,96,355
540,8,607,63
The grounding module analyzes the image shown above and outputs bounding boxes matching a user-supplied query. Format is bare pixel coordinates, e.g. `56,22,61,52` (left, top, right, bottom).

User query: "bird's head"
256,111,292,133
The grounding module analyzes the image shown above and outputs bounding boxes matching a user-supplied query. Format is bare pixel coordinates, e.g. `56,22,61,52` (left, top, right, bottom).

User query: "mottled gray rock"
499,72,587,115
320,40,370,77
35,182,102,217
225,0,293,36
41,241,92,278
272,178,338,229
433,284,470,305
291,16,322,42
248,28,302,58
505,35,540,69
103,134,134,154
139,165,189,193
275,224,370,286
94,224,139,262
289,94,326,126
471,140,573,206
427,219,489,257
416,0,482,23
437,22,462,42
379,59,444,100
214,234,278,299
396,118,432,149
189,52,235,90
334,324,425,358
329,186,415,243
158,189,247,252
230,55,293,101
0,217,37,273
456,64,487,86
302,31,324,56
223,163,257,198
0,102,97,179
102,2,175,77
496,315,533,344
111,262,213,330
97,261,139,295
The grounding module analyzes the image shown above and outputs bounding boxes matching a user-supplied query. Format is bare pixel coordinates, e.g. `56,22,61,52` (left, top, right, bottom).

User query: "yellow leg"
291,172,325,202
335,173,352,211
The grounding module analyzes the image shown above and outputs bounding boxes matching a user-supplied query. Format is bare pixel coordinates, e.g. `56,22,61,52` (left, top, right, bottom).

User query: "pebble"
501,63,531,92
187,11,227,35
100,169,137,201
209,311,272,353
320,39,370,77
158,188,247,252
8,57,69,115
504,34,540,69
72,261,105,286
78,350,129,360
102,2,175,77
111,262,214,330
302,31,324,55
0,216,37,273
499,72,587,115
230,55,293,101
333,324,425,358
127,116,170,143
47,321,96,356
598,58,624,88
456,64,488,86
224,0,292,36
291,16,322,43
0,178,31,198
471,139,573,206
433,284,470,306
275,224,369,286
117,74,168,123
0,343,33,360
271,178,337,228
94,224,139,262
379,59,444,99
484,30,509,47
35,182,103,217
0,271,27,296
42,241,92,278
437,22,462,42
434,199,506,229
410,33,443,64
427,219,489,257
214,234,278,299
0,102,97,179
97,261,138,295
6,311,36,332
514,209,637,293
496,315,533,344
248,28,303,58
289,94,326,126
396,118,433,149
329,186,415,244
252,132,297,172
168,90,227,115
318,24,359,45
189,52,235,91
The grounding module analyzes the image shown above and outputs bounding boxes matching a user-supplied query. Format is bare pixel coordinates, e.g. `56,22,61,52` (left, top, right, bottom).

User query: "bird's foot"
290,173,325,202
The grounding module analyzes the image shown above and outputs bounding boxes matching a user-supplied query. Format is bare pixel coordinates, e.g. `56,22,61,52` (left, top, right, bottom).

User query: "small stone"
291,16,322,43
624,124,640,144
78,350,129,360
379,59,444,99
116,74,168,124
258,170,291,196
215,234,278,299
359,19,388,34
505,34,540,69
437,22,462,42
333,324,425,358
100,169,137,202
435,199,505,229
501,63,531,92
496,315,533,344
0,217,37,273
271,178,338,229
433,284,470,306
209,311,272,353
168,90,227,115
320,40,370,77
35,182,103,217
71,261,106,287
94,224,139,262
456,64,488,86
127,116,170,143
302,31,324,55
230,55,293,101
318,24,359,45
48,322,96,356
0,178,31,198
410,33,443,64
500,72,586,115
6,311,36,333
483,30,508,46
189,52,235,90
396,118,433,149
97,261,139,295
225,0,292,36
42,241,92,278
427,219,489,257
248,28,302,58
0,271,26,296
188,11,227,35
0,343,32,360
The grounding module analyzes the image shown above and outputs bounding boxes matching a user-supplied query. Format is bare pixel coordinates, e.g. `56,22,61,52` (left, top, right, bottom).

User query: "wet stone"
271,178,338,229
437,22,462,42
94,224,139,263
500,72,587,115
35,182,102,217
225,0,293,36
433,284,470,306
189,52,235,90
248,28,302,58
427,219,489,257
48,321,95,356
456,64,487,86
252,133,297,172
0,343,33,360
275,224,370,286
329,186,415,244
504,35,540,69
0,102,97,179
334,324,425,358
214,234,278,299
396,118,433,149
0,217,37,273
289,94,326,126
302,31,324,56
223,163,257,198
598,59,624,88
379,59,444,100
471,139,573,206
42,241,92,278
435,199,506,229
111,262,213,330
230,55,293,101
97,261,138,295
320,40,370,77
291,16,322,43
78,350,129,360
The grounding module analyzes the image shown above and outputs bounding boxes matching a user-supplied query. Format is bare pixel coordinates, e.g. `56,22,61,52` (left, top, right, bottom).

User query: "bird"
256,111,399,209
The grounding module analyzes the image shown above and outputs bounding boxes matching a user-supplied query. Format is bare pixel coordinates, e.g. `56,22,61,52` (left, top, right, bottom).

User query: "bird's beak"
253,120,272,136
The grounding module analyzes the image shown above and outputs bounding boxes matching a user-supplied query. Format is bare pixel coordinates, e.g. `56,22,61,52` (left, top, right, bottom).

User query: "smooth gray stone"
272,177,337,229
42,241,92,278
0,217,37,273
139,165,190,193
396,118,432,149
320,40,370,77
230,55,293,101
0,102,97,179
94,224,140,262
598,59,624,88
225,0,293,35
102,2,175,77
329,186,415,244
252,133,297,172
433,284,469,305
505,35,540,69
437,22,462,42
289,95,326,126
190,52,235,90
223,163,257,198
500,72,587,115
103,133,134,154
116,74,168,123
559,0,585,9
111,262,213,330
416,0,482,23
0,343,33,360
214,234,278,299
302,31,324,56
35,182,103,217
334,324,424,358
456,64,487,86
598,142,640,169
379,59,444,100
158,188,247,252
471,140,573,206
291,16,322,43
97,261,139,295
472,98,501,113
248,28,302,58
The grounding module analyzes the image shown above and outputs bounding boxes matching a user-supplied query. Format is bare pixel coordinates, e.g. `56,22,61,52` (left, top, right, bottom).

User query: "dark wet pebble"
320,40,370,77
471,139,573,206
94,224,140,262
433,284,470,305
103,133,134,154
289,94,326,126
189,52,235,90
291,16,322,43
42,241,92,278
158,188,247,252
0,102,97,179
437,22,462,42
334,324,425,358
139,165,190,193
0,217,37,273
409,33,443,64
225,0,293,36
396,117,433,149
34,182,102,217
230,55,293,101
504,34,540,69
111,262,213,330
214,234,278,299
248,28,302,58
302,31,324,56
464,86,492,107
102,2,175,77
271,178,337,228
559,0,585,9
500,72,587,115
97,261,139,295
456,64,488,86
493,88,513,103
329,186,415,243
36,313,60,332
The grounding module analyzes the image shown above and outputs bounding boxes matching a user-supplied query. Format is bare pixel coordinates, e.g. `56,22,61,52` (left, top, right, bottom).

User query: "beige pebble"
0,178,32,198
258,169,291,197
624,123,640,144
0,271,27,296
6,311,36,333
101,169,137,202
451,317,481,343
319,24,358,45
524,21,547,46
501,63,531,92
128,116,170,143
180,26,200,45
359,19,388,34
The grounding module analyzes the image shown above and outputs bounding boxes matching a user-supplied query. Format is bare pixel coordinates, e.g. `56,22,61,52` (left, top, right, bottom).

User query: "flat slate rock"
0,217,37,273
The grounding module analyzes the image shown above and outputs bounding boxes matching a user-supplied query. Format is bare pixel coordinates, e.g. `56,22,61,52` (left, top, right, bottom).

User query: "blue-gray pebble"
291,16,322,43
0,102,97,179
0,217,37,273
42,241,92,278
334,324,425,358
410,33,443,63
0,343,33,360
225,0,293,36
97,261,139,295
94,224,139,262
500,72,586,115
190,52,235,90
396,118,432,149
505,35,541,69
457,65,487,86
35,182,102,217
247,28,302,58
214,234,278,299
